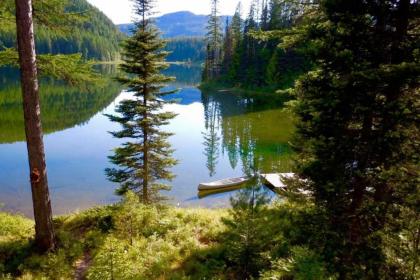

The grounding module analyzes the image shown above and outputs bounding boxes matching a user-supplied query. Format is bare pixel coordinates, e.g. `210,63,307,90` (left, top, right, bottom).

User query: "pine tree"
203,0,223,80
106,0,177,203
293,0,419,277
227,2,243,83
260,0,269,31
231,3,243,47
221,18,233,76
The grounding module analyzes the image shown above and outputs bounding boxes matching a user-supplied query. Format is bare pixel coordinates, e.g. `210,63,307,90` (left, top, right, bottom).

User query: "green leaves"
0,48,100,86
290,0,420,277
261,246,330,280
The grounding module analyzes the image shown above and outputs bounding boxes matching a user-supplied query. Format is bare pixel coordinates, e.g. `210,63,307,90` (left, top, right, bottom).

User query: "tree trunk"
143,84,149,203
15,0,56,252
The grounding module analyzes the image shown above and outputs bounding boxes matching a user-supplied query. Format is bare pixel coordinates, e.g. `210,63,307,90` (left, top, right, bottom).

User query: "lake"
0,64,294,217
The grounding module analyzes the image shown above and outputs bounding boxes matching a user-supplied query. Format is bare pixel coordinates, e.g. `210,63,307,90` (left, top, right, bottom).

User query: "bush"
261,246,332,280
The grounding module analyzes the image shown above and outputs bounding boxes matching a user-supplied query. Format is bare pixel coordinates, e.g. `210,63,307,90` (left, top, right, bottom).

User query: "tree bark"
15,0,56,252
143,84,149,203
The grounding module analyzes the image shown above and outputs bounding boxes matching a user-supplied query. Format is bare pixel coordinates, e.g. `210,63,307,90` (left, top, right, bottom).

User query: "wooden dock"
260,173,295,189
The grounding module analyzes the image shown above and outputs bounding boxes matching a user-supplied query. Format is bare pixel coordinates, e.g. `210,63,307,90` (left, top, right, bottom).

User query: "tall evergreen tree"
292,0,419,277
222,18,233,76
203,0,223,80
106,0,177,203
231,2,243,49
260,0,269,31
227,2,243,82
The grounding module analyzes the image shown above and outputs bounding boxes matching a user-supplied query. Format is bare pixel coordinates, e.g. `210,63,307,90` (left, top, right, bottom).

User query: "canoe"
198,185,243,199
198,176,252,191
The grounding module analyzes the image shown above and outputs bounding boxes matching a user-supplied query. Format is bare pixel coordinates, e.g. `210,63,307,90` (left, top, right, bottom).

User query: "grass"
0,191,333,279
0,193,228,279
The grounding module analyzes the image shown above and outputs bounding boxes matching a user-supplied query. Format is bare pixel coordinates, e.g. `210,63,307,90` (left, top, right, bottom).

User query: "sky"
86,0,252,24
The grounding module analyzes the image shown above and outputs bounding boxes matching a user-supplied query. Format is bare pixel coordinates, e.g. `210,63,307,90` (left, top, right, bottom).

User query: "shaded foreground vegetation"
1,190,337,280
1,187,418,279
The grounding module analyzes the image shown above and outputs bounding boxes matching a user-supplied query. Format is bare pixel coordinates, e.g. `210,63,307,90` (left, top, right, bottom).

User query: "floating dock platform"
260,173,295,189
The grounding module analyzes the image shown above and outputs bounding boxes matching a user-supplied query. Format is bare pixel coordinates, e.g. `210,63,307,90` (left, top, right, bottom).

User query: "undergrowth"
0,190,333,279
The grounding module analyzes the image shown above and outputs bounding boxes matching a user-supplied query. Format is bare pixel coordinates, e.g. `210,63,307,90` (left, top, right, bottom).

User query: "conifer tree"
292,0,419,277
203,0,223,80
230,2,243,49
260,0,269,31
221,18,233,76
106,0,177,203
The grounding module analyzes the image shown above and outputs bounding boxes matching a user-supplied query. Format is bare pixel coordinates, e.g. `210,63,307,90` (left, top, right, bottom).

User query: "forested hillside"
0,0,124,61
165,37,206,62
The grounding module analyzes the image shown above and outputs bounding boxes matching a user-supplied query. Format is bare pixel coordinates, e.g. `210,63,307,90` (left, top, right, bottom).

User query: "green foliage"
0,192,342,279
0,198,227,279
106,0,178,202
261,246,331,280
383,205,420,279
164,37,206,62
0,212,33,243
0,48,100,85
290,0,420,278
203,0,223,81
0,0,123,61
206,0,312,91
0,206,115,279
222,186,272,279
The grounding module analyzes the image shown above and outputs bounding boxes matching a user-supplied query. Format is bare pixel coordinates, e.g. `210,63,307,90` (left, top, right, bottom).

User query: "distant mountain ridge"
118,11,231,38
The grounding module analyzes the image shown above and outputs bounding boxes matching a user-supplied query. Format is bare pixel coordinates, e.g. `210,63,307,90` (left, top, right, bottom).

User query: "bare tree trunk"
15,0,55,252
143,84,149,203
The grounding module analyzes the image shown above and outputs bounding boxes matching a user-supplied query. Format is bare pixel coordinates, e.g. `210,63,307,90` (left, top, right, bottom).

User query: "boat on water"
198,185,243,199
198,176,252,191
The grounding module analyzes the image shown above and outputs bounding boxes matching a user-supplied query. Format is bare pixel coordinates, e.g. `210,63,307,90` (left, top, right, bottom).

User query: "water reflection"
0,64,293,216
200,90,294,178
0,67,122,144
162,63,202,86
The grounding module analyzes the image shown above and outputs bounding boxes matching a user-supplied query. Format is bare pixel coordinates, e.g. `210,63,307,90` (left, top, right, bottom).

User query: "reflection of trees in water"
162,64,203,87
202,93,221,177
201,90,294,176
0,67,122,144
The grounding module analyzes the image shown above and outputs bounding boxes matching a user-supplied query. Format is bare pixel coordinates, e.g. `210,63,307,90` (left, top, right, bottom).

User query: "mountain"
0,0,124,61
118,11,231,38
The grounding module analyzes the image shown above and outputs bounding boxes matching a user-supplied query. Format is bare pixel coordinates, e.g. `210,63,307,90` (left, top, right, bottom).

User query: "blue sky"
86,0,252,24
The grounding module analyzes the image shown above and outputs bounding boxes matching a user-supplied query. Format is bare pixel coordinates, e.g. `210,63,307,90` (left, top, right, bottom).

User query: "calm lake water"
0,65,294,217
